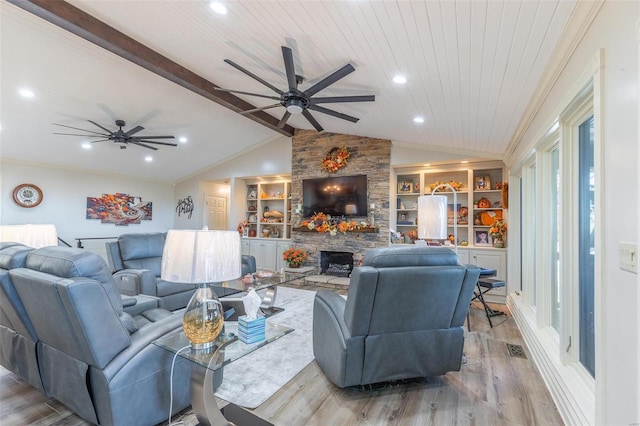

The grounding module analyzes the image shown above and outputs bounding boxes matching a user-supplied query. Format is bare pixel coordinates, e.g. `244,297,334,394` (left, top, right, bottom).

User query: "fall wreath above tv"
322,146,350,173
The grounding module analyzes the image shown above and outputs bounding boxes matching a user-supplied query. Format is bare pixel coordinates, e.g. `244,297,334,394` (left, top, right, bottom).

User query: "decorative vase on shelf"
288,263,300,269
492,235,505,248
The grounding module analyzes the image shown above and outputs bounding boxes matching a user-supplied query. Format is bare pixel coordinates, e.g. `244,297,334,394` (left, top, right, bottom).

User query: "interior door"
206,195,228,230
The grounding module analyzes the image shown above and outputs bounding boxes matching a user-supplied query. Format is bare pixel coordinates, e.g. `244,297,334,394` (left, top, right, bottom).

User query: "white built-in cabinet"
239,177,293,272
243,178,292,240
241,238,291,271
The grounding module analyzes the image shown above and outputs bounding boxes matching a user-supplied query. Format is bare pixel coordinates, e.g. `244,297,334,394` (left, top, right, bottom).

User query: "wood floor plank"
1,284,563,425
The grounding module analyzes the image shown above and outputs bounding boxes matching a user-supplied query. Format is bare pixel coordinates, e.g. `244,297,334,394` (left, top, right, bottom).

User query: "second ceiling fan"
216,46,375,132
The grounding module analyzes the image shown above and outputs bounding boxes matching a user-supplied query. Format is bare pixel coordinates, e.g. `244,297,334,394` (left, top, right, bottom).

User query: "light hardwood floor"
0,284,563,425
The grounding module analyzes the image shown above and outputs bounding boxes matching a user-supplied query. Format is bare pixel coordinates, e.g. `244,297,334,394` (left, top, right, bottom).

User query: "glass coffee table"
155,322,294,426
215,267,314,317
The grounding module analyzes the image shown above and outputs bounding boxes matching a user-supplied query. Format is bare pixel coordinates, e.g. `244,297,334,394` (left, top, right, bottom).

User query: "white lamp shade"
161,229,241,283
418,195,447,239
0,224,58,248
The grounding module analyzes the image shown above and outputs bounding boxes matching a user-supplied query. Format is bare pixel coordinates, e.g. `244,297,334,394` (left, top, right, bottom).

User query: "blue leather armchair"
9,246,191,426
106,233,257,311
312,246,481,388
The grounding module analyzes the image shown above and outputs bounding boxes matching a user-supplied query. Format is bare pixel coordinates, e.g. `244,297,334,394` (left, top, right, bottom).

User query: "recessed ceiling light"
461,160,469,164
19,88,35,98
392,75,407,84
424,163,431,167
413,116,425,123
145,156,153,162
81,142,92,150
209,2,227,14
179,136,188,143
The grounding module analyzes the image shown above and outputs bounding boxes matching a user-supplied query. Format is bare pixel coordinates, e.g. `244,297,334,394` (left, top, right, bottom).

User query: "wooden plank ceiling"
1,0,577,181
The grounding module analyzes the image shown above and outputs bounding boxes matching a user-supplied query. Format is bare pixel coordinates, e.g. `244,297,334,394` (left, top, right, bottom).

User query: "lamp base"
182,283,224,352
190,340,215,352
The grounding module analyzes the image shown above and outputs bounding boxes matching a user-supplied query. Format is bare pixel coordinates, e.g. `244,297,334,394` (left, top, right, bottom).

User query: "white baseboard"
507,293,595,426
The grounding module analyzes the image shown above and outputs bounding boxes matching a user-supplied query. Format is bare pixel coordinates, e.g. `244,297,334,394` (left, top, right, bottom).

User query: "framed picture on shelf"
474,230,491,246
398,181,413,193
474,176,491,190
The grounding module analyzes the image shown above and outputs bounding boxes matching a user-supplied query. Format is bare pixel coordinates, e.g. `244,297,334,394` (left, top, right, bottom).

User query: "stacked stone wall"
290,130,391,268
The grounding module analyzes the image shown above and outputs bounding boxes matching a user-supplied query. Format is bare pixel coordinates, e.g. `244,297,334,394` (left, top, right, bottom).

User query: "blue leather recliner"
312,246,481,388
8,246,192,426
106,232,257,311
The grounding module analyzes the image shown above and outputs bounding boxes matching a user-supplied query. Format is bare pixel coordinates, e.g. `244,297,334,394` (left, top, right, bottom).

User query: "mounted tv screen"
302,175,368,218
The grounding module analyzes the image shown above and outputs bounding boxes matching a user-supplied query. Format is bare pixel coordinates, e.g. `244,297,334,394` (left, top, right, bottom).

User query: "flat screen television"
302,175,368,218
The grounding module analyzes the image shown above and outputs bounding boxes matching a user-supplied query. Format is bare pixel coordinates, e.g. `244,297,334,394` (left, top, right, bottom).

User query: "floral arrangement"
322,146,350,173
489,219,507,238
282,248,308,266
301,211,371,236
428,181,464,192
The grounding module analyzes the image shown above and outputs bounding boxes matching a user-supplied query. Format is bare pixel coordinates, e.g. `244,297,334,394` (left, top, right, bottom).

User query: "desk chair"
467,269,506,331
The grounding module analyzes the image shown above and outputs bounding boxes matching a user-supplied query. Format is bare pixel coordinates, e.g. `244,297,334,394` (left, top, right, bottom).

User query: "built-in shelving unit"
242,178,292,240
393,161,507,249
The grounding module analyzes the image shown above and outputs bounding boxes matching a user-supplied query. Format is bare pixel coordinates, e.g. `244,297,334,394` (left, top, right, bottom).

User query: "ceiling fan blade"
88,120,114,134
224,59,283,95
302,110,324,132
53,132,109,137
278,111,291,129
304,64,355,97
133,135,175,139
308,104,359,123
53,123,109,136
310,95,375,104
133,139,178,146
240,104,282,115
89,139,111,143
129,141,158,151
282,46,298,91
124,125,144,136
214,88,280,100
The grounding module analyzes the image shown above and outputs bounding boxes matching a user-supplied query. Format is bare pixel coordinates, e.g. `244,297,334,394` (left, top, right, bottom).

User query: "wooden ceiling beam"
7,0,295,137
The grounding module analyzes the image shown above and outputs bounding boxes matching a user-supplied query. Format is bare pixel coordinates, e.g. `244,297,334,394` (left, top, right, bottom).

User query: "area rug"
215,286,317,409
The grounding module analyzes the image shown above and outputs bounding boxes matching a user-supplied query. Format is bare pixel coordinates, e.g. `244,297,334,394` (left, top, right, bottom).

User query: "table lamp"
0,224,58,248
417,183,458,255
161,229,241,351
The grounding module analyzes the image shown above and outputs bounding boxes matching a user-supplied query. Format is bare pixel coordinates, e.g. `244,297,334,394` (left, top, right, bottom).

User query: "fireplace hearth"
320,251,354,277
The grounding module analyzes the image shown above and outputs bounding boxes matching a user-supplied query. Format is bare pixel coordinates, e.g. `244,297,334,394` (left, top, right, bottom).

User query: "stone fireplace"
290,130,391,270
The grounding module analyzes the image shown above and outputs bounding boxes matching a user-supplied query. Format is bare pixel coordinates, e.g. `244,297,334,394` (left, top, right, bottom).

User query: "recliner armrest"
314,290,351,340
100,313,183,381
112,269,157,296
123,294,160,317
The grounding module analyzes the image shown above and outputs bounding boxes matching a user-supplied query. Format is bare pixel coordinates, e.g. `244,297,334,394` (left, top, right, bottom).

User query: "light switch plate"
619,242,637,273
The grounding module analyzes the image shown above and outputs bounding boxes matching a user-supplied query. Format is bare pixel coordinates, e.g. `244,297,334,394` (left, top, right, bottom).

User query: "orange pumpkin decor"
477,197,491,208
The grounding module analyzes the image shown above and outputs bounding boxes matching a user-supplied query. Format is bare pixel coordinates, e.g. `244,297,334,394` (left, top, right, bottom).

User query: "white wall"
1,160,174,256
173,135,293,229
507,2,639,424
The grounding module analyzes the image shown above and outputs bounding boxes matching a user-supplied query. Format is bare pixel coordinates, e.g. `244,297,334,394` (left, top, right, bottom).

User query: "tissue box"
238,315,266,344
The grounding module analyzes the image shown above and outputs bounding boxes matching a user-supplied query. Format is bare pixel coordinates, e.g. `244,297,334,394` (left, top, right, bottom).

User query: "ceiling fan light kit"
53,119,177,151
217,45,375,132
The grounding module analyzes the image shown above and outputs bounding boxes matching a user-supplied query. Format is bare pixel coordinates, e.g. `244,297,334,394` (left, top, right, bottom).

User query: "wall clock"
12,184,43,208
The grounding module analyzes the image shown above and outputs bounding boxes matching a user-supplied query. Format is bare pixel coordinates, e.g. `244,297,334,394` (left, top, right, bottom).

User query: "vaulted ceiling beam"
7,0,295,137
